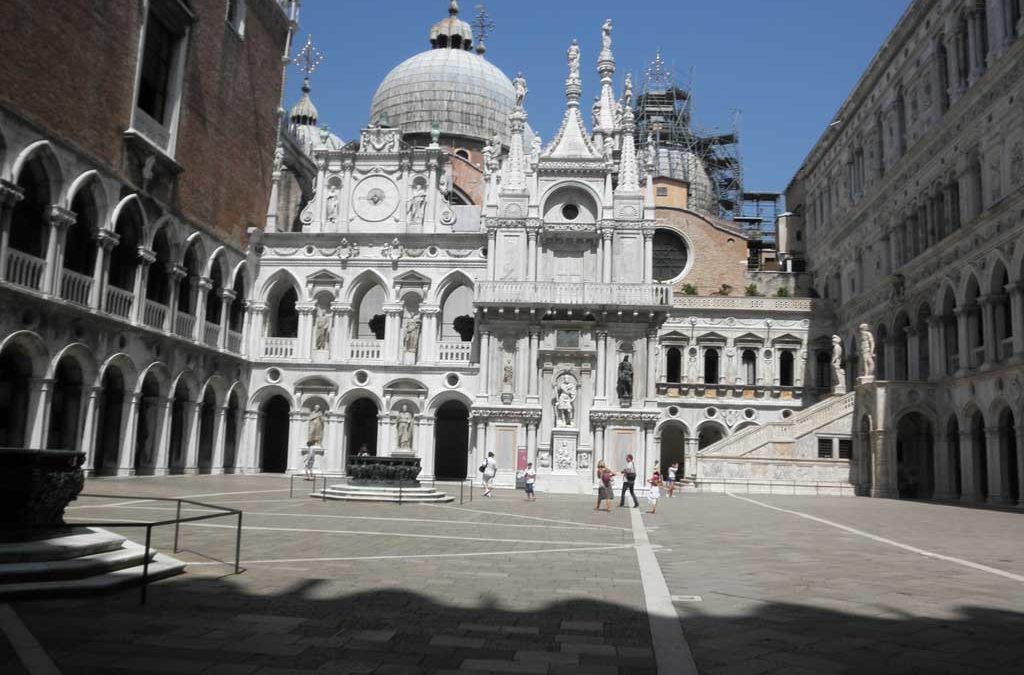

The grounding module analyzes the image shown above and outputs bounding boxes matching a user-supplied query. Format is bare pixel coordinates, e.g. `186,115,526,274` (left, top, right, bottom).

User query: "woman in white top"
482,452,497,497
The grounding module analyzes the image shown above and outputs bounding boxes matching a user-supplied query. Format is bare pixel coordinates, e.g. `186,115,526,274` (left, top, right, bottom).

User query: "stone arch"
249,384,295,411
431,269,475,305
12,140,64,204
337,387,384,413
170,369,200,402
992,401,1019,504
0,331,48,448
96,352,138,391
199,374,229,408
540,180,602,224
435,271,475,343
896,410,935,498
349,270,391,340
47,342,99,384
696,420,727,449
134,361,171,396
426,389,474,415
228,260,249,335
433,396,471,480
93,357,131,474
258,267,304,304
66,170,109,221
346,269,391,303
0,330,50,377
64,172,105,284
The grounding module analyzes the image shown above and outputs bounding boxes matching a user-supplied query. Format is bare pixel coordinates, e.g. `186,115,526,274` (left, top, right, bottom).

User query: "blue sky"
290,1,910,193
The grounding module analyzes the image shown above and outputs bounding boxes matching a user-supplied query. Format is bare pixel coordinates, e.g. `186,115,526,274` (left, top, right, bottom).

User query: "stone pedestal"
551,427,579,474
347,455,422,486
856,376,875,386
619,397,632,408
0,448,85,540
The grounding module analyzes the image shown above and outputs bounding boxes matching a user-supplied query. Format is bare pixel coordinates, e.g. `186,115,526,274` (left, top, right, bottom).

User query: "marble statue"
531,134,542,163
555,374,576,427
503,359,513,389
831,335,846,388
406,182,426,224
859,323,876,378
315,307,331,351
567,39,580,80
617,356,634,399
402,313,421,354
513,72,528,108
396,404,413,450
554,440,574,471
307,404,324,447
601,19,613,51
622,72,633,109
325,186,339,223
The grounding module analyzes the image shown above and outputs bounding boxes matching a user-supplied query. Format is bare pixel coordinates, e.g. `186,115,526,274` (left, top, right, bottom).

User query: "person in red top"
594,461,614,512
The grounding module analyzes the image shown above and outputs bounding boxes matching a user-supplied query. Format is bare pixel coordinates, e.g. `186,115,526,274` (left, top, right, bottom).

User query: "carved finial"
294,34,324,78
449,0,459,15
473,4,495,54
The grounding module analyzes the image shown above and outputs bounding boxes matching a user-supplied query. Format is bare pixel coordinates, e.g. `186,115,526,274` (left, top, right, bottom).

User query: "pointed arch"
170,368,200,401
12,140,64,204
66,170,109,220
431,269,476,305
145,214,180,250
199,374,229,408
180,231,208,268
345,268,391,304
134,361,172,396
108,193,148,234
205,245,231,281
258,267,304,303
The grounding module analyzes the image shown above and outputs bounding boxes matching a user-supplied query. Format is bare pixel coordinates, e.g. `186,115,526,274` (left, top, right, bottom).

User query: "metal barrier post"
398,483,403,506
289,474,294,499
141,525,152,605
173,500,182,553
234,512,243,574
460,481,464,505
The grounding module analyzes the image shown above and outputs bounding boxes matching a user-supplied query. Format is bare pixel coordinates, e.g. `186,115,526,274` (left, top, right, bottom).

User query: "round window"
652,229,690,282
353,370,370,386
266,368,282,383
455,149,470,160
781,409,793,419
705,407,718,418
445,373,461,388
744,408,756,419
668,406,680,417
561,204,580,221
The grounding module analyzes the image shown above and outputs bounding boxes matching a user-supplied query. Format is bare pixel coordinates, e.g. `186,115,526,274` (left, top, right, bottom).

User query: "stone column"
26,378,54,450
979,295,998,368
384,304,404,363
420,305,440,363
152,397,175,475
328,412,346,474
478,330,492,400
288,411,305,472
870,429,897,498
79,386,102,474
526,228,538,281
602,230,613,283
211,405,228,474
296,302,316,360
645,329,658,402
192,277,212,342
955,308,971,375
932,432,954,501
642,229,654,283
906,326,920,381
959,429,981,503
331,303,352,360
0,181,24,281
527,421,538,468
117,393,142,476
527,326,540,403
472,419,487,478
130,248,155,325
242,410,261,472
183,401,203,474
984,426,1006,505
928,317,945,382
248,302,267,358
593,423,605,470
1012,283,1024,362
90,230,119,310
164,264,186,333
418,415,435,480
595,329,608,406
642,423,654,479
685,438,699,479
486,229,497,281
43,206,76,297
218,289,236,350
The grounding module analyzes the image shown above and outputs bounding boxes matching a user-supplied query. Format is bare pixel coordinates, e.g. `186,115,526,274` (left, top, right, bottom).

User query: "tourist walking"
619,454,639,508
647,471,662,514
523,462,537,501
595,461,614,511
667,462,678,497
481,452,497,497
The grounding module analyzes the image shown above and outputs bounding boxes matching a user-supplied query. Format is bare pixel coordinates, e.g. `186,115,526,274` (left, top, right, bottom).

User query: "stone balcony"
475,281,672,310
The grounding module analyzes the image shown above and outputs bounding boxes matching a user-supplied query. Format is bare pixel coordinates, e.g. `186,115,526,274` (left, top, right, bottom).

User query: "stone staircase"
695,392,858,491
0,527,185,599
314,484,455,503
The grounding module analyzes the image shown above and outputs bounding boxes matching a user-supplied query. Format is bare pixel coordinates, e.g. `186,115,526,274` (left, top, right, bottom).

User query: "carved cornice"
471,406,543,423
590,409,660,427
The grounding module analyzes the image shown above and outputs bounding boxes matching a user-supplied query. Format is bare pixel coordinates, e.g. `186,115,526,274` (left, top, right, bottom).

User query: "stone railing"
1002,337,1014,361
350,339,383,360
143,300,167,330
438,341,472,362
105,285,134,319
59,268,92,306
699,392,855,458
203,321,220,348
228,330,243,354
672,295,818,312
175,312,195,340
6,249,45,290
476,281,671,307
263,337,296,359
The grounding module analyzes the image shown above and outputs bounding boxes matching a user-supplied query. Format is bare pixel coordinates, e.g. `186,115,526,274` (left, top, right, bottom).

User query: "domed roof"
654,146,715,214
290,78,318,126
430,1,473,49
370,48,519,144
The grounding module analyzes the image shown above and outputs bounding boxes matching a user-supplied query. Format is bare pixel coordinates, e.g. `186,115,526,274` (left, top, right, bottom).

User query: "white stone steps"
313,484,455,503
0,553,185,601
0,540,153,583
0,527,126,563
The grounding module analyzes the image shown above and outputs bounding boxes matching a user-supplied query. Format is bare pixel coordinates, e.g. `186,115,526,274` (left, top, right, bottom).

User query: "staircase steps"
314,484,455,503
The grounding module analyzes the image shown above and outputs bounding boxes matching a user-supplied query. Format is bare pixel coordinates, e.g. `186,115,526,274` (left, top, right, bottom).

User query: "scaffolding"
634,53,743,221
736,191,782,270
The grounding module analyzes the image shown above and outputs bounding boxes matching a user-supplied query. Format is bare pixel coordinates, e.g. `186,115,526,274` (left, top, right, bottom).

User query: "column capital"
330,302,353,315
196,276,214,291
0,179,24,206
94,228,120,249
220,288,237,302
166,262,188,280
137,247,156,265
247,301,268,313
419,304,442,316
47,205,77,229
295,302,317,315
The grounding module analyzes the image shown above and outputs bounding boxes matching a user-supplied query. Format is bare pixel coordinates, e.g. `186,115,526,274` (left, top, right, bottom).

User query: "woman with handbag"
619,454,639,508
481,452,497,497
594,461,614,512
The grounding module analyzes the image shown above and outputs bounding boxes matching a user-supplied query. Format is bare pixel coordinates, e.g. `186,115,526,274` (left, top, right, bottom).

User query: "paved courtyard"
1,476,1023,674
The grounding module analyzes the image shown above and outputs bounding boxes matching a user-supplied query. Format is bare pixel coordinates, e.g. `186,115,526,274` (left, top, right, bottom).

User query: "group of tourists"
480,452,681,512
594,457,680,514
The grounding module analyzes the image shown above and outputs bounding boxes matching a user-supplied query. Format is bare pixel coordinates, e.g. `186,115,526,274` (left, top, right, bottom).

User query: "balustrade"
1001,337,1014,361
5,249,45,290
972,345,985,368
263,337,297,359
143,300,167,330
227,330,243,354
59,268,93,306
438,341,472,363
475,281,671,307
203,321,220,347
350,339,383,360
105,285,134,319
175,312,195,340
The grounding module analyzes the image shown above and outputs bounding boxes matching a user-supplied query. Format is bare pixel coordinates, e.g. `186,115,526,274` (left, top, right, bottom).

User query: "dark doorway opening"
434,400,469,480
347,398,379,458
261,395,290,473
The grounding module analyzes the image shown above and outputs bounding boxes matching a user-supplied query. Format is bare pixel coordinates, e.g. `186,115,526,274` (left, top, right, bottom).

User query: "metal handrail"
64,493,244,604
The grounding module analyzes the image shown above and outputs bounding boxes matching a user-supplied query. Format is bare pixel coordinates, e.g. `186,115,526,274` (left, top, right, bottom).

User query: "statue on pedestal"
396,404,414,450
325,186,339,223
503,359,514,390
306,404,324,447
554,375,576,427
831,335,846,392
402,313,421,356
315,307,331,351
406,182,426,225
859,323,876,379
617,356,634,400
513,72,528,109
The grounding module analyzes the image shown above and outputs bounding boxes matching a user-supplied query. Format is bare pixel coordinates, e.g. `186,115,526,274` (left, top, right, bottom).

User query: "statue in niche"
315,307,331,351
406,182,426,225
396,404,414,450
601,19,613,51
617,355,634,399
325,186,340,223
306,404,324,447
859,323,876,378
503,359,514,390
567,39,580,80
402,313,422,355
831,336,846,389
513,72,528,109
554,374,576,427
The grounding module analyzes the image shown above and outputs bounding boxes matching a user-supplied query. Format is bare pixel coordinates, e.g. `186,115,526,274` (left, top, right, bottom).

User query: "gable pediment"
394,271,432,288
307,269,344,285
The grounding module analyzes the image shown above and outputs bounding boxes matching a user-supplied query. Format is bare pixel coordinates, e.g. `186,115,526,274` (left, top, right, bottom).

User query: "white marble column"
526,229,538,281
248,302,267,358
593,423,605,472
184,401,203,473
959,429,981,502
331,303,352,360
242,410,261,472
473,419,488,477
420,305,441,363
193,277,212,342
79,386,102,473
117,393,143,476
288,411,305,472
478,330,492,400
418,416,436,480
955,308,971,374
486,229,497,281
527,326,540,403
26,378,53,449
646,330,658,402
296,303,316,360
870,430,898,498
131,248,155,325
0,181,24,281
210,405,228,473
985,427,1006,505
980,296,998,368
601,230,613,283
384,305,404,363
90,231,118,310
164,264,186,332
328,412,346,474
595,329,608,406
527,421,538,469
642,229,654,283
43,206,76,297
218,289,236,350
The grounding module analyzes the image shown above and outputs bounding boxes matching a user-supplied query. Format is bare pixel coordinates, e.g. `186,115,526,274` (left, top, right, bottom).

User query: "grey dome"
654,146,715,214
370,49,520,145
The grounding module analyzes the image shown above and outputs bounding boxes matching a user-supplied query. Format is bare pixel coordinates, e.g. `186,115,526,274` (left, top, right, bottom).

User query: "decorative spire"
502,74,529,193
472,4,495,55
544,39,601,160
289,35,324,126
616,96,640,193
449,0,459,15
596,19,618,137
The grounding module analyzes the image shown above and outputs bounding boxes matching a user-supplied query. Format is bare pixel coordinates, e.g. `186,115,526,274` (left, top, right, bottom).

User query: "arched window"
703,349,719,384
937,39,950,112
109,206,141,291
66,189,97,277
229,271,246,333
147,229,172,305
206,261,224,325
779,351,795,387
272,286,298,338
815,351,831,389
666,347,682,384
177,243,201,313
742,350,757,386
11,155,52,258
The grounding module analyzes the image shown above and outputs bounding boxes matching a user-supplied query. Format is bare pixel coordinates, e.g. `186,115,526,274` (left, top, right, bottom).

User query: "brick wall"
0,0,289,247
655,207,748,294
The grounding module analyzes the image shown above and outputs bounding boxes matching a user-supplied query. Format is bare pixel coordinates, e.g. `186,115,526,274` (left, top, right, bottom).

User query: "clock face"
352,175,399,222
